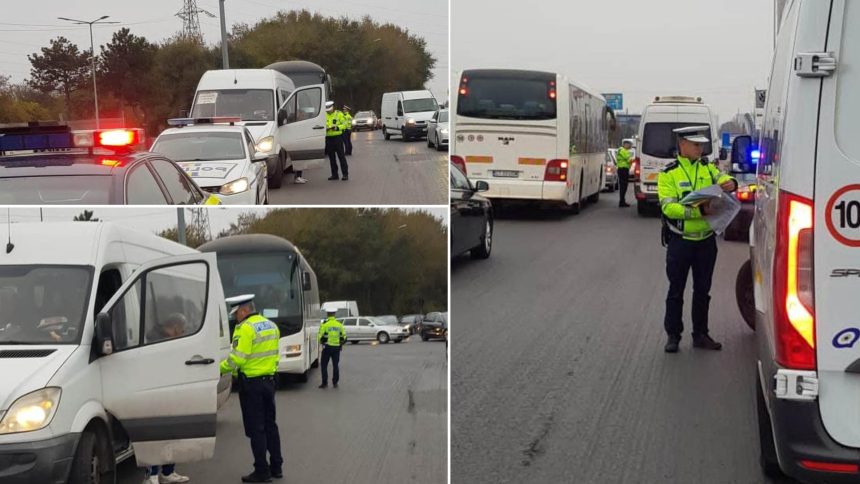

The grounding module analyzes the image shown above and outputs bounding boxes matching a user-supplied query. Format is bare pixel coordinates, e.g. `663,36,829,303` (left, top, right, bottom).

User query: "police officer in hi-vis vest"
220,294,283,483
657,126,736,353
325,101,349,181
318,308,347,388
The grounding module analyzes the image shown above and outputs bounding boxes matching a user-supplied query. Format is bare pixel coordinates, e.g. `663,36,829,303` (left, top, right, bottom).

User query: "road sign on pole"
755,89,767,109
602,93,623,111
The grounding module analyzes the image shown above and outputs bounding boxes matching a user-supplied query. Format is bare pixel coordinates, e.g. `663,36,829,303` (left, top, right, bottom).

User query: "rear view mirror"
301,271,311,291
474,180,489,192
94,312,115,356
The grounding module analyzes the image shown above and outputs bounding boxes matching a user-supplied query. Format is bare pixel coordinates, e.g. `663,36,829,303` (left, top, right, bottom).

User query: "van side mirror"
474,180,489,192
277,109,287,127
252,152,268,162
94,312,115,356
301,271,312,291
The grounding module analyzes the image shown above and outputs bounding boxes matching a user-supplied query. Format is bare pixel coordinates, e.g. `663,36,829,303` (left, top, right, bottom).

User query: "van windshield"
0,265,93,345
642,122,713,159
403,98,438,113
457,73,557,120
191,90,275,122
215,252,303,335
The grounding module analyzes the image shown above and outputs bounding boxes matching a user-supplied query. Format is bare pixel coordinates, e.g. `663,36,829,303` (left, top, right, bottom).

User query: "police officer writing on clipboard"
658,126,736,353
220,294,284,483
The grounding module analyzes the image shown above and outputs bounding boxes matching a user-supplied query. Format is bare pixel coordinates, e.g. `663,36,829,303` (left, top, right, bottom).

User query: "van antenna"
5,208,13,254
234,70,237,85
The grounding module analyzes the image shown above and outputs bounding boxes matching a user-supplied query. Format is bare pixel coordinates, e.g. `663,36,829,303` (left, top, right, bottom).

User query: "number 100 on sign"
826,185,860,247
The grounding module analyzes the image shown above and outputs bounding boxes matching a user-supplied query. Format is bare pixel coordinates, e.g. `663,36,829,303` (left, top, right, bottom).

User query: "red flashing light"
799,460,859,474
548,89,557,100
97,129,141,147
544,159,568,182
451,156,466,175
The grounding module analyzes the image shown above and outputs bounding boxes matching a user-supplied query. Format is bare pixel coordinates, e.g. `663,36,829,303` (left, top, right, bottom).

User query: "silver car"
427,109,449,151
340,316,408,344
352,110,378,131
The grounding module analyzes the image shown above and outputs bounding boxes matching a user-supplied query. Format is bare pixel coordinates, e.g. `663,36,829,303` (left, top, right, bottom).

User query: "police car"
151,118,269,205
734,1,860,482
0,123,220,205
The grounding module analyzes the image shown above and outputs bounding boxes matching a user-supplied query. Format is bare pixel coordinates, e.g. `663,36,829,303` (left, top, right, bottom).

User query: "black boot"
692,334,723,351
270,467,283,479
664,335,680,353
328,175,339,181
318,383,328,388
242,471,272,483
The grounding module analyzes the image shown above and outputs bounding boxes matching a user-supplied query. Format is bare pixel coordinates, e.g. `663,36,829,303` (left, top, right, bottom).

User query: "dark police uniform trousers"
325,135,349,177
343,129,353,155
664,233,718,338
617,167,630,203
238,374,283,475
320,345,342,385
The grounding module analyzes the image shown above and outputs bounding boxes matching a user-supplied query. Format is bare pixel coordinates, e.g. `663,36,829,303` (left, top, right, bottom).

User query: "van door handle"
185,355,215,365
313,125,325,130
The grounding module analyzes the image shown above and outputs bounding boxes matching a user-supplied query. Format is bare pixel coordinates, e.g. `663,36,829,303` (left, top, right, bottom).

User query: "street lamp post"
58,15,118,129
219,0,229,69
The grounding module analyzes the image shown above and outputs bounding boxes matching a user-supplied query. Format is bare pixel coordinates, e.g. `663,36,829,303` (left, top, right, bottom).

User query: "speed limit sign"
825,184,860,247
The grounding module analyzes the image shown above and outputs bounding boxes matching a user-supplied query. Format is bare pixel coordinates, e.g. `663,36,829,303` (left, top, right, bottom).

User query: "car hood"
0,345,76,411
404,111,436,122
177,160,247,188
238,122,275,143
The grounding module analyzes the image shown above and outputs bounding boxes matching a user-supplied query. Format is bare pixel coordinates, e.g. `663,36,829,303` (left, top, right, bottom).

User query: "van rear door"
814,0,860,448
97,253,222,465
280,84,326,172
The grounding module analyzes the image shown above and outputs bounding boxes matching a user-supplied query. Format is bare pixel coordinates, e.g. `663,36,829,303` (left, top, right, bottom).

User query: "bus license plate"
645,184,658,192
493,170,519,178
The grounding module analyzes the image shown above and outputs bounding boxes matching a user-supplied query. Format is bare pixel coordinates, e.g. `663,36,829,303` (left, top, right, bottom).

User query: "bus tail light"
451,156,466,175
773,190,816,370
544,159,568,182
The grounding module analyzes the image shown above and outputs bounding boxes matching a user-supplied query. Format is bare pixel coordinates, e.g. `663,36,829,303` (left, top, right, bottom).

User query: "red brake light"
737,189,753,202
548,89,557,100
799,460,859,474
632,158,640,177
96,129,141,147
451,156,466,175
544,159,568,182
459,86,468,96
773,190,815,370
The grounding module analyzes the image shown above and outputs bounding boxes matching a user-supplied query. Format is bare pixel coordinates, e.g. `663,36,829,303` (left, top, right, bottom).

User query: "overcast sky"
452,0,775,125
0,0,447,99
0,207,447,236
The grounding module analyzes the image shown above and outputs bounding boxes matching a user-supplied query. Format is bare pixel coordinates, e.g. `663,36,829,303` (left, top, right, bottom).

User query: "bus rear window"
642,122,712,159
457,75,556,120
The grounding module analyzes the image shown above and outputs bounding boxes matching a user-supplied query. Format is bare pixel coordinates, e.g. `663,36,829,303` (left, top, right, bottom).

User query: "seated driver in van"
146,312,188,344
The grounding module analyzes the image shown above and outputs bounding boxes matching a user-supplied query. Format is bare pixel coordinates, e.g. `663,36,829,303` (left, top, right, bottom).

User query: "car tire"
377,332,390,344
736,259,756,331
383,126,391,140
311,357,319,368
68,428,113,484
470,216,493,259
756,372,785,478
268,151,285,189
394,339,402,343
437,140,446,152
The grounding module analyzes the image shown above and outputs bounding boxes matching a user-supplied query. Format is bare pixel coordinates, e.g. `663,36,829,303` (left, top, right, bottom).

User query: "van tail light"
631,158,640,178
544,159,568,182
451,156,466,175
773,190,816,370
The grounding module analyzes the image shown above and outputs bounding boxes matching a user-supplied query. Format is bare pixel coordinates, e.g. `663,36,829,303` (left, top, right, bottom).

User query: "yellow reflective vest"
616,147,632,169
220,313,280,377
326,111,345,137
343,113,353,130
318,317,347,347
658,156,736,241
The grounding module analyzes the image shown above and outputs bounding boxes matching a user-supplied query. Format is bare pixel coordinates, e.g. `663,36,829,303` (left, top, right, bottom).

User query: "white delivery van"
321,301,359,319
0,222,231,483
634,95,718,216
190,69,327,189
734,1,860,482
381,90,439,141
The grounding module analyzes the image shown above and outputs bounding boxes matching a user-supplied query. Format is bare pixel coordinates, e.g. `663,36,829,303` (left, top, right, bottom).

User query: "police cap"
673,125,710,143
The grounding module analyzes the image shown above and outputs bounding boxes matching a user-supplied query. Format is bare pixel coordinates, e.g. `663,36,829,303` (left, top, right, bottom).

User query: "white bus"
451,69,612,212
198,234,321,383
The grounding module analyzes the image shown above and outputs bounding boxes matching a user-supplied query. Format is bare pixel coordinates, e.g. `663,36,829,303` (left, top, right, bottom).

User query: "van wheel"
736,259,756,331
637,202,647,216
350,340,359,345
383,126,391,140
377,332,390,344
756,371,785,478
68,428,113,484
587,188,600,203
268,152,285,189
297,370,309,383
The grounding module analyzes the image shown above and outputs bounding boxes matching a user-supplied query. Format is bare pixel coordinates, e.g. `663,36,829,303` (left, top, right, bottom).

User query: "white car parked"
152,119,269,205
427,109,449,151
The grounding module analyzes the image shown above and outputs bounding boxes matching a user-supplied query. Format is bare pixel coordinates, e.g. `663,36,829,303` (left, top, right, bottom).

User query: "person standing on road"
220,294,284,483
318,308,347,388
658,126,736,353
342,105,354,156
616,139,633,207
325,101,349,181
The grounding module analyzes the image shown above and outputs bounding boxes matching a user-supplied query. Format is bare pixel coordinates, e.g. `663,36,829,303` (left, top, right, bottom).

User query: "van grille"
0,349,56,358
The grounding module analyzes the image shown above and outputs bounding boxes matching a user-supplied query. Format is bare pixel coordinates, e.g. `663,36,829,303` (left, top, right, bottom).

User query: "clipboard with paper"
679,184,741,235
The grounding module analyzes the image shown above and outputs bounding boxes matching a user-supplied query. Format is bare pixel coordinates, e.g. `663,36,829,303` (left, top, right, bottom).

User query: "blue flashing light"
751,149,761,160
0,132,74,151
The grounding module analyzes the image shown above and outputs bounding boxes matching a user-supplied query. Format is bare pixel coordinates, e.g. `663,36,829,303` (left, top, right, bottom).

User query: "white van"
634,95,718,215
381,90,439,141
735,1,860,482
190,69,327,189
0,222,230,483
321,300,359,319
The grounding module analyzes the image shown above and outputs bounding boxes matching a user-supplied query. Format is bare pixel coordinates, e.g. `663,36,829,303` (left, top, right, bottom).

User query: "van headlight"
220,177,249,195
0,388,61,434
256,136,275,153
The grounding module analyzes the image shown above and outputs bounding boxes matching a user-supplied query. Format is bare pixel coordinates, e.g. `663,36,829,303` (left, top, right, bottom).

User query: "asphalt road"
451,193,786,484
267,130,448,205
118,336,448,484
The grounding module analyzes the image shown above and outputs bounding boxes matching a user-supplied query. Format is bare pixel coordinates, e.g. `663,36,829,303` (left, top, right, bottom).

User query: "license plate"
493,170,519,178
645,184,658,192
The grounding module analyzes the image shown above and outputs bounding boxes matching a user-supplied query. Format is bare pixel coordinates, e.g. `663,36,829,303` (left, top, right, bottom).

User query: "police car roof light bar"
0,124,143,157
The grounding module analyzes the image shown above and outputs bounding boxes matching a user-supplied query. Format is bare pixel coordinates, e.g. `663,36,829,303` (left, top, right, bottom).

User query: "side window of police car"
143,263,207,345
151,159,198,204
127,165,169,204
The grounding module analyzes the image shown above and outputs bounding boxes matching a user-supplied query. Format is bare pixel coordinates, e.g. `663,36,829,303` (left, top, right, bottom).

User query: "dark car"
0,124,219,205
399,314,423,334
420,311,447,341
450,162,493,259
724,172,757,241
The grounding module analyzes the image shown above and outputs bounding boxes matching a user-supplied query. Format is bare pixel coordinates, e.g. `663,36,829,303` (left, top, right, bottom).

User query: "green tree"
27,37,92,120
73,210,99,222
0,76,52,123
98,28,157,127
